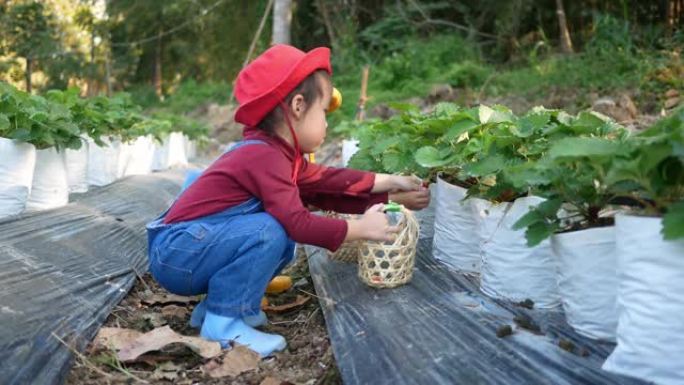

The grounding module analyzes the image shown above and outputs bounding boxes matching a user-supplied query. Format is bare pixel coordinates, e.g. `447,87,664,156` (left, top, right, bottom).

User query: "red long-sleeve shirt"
164,128,388,251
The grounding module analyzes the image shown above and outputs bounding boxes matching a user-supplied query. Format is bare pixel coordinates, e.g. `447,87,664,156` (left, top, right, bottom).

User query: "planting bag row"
0,171,183,385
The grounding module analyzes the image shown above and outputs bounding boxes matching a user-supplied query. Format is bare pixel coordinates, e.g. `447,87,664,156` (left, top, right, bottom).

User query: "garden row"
345,103,684,385
0,83,208,219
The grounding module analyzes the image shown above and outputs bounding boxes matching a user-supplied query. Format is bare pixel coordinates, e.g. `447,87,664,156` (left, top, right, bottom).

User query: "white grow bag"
121,135,156,176
431,176,481,273
184,134,197,160
342,139,359,167
551,226,618,341
26,148,69,211
152,132,187,171
65,139,89,193
0,138,36,218
473,196,560,308
116,140,133,178
414,183,437,240
602,214,684,385
87,137,121,187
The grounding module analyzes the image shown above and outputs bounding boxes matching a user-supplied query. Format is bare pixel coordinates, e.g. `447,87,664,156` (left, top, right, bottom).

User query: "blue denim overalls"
146,140,296,318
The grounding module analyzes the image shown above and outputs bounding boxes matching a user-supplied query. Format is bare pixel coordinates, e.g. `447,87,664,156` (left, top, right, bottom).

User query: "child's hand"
392,175,423,192
389,189,431,210
345,203,399,243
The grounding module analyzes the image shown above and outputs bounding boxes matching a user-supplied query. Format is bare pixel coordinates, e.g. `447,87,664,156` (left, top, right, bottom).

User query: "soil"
513,314,542,334
516,299,535,310
65,247,343,385
496,325,513,338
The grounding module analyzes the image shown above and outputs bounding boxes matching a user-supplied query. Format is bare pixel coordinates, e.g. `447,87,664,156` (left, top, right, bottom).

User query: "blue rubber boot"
200,311,286,357
189,300,207,329
190,300,268,328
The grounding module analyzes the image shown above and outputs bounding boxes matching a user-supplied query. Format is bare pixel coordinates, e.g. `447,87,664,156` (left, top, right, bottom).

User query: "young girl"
146,44,430,357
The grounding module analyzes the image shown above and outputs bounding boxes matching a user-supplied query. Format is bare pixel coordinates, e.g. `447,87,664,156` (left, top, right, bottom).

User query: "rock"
427,84,455,103
369,103,396,120
665,89,680,98
592,95,638,123
665,97,680,110
618,94,638,118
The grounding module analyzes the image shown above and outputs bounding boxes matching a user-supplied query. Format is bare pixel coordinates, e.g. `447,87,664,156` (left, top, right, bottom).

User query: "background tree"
2,1,60,93
273,0,292,44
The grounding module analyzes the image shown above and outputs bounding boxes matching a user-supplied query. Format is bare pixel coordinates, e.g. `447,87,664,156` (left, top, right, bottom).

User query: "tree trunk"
666,0,676,36
154,26,163,99
25,57,32,94
315,0,337,49
105,50,112,97
87,29,96,96
272,0,292,45
555,0,574,54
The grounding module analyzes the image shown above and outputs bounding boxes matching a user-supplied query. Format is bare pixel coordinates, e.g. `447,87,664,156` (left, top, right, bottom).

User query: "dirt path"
66,247,342,385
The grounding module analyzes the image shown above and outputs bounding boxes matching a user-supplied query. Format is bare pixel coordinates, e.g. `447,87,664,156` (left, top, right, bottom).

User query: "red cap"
234,44,332,127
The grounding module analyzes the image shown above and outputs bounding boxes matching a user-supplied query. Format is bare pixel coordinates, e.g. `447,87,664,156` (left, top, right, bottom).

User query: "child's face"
293,75,332,153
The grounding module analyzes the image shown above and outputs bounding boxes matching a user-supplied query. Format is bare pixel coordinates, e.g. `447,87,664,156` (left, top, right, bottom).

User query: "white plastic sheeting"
552,226,618,341
26,148,69,211
0,138,36,218
432,177,480,273
474,196,560,308
603,214,684,385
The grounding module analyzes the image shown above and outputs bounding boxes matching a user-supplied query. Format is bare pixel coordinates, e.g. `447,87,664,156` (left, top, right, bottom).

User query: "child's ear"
290,94,306,119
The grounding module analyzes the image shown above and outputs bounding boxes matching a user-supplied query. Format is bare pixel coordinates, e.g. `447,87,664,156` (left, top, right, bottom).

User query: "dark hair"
258,69,330,133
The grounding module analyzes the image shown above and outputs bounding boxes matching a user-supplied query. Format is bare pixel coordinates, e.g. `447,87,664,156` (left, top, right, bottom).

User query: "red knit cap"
234,45,332,127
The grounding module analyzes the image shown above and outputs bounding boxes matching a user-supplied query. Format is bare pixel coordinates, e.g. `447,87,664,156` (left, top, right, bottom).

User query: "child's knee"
257,214,289,247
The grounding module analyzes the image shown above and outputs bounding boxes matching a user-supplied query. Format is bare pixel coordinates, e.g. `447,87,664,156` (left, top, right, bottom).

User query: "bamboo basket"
358,208,419,288
326,212,362,263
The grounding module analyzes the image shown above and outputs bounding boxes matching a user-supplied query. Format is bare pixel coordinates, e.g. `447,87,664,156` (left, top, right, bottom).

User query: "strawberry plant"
607,107,684,239
0,82,81,150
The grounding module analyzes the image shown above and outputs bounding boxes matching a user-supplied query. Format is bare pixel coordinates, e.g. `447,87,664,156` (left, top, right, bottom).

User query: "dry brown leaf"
93,327,143,352
141,293,201,306
117,325,222,362
260,376,286,385
141,312,167,327
150,362,182,381
263,295,310,313
136,354,178,366
161,305,188,319
201,345,260,378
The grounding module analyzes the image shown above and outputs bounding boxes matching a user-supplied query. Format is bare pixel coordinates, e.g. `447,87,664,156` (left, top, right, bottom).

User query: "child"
146,44,430,357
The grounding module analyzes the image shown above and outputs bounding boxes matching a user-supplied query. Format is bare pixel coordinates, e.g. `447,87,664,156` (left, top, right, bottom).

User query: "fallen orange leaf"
263,295,310,313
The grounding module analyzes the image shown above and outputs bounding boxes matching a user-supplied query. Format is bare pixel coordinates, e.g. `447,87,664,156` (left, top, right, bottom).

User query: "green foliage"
444,61,492,89
0,81,207,150
348,100,684,242
607,107,684,216
2,2,58,58
0,82,81,150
